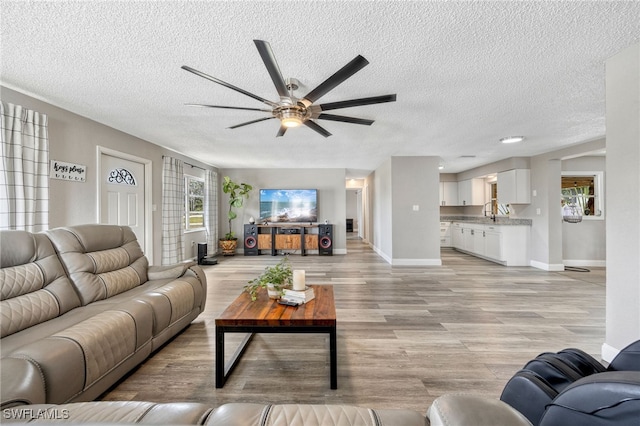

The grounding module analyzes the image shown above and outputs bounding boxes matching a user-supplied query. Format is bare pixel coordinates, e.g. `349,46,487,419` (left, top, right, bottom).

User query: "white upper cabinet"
497,169,531,204
439,181,458,206
458,178,485,206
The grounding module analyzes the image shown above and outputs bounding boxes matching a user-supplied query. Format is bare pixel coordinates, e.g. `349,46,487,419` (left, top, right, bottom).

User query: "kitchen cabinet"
452,223,464,248
439,182,458,206
463,225,476,252
497,169,531,204
484,226,503,261
451,222,529,266
439,221,452,247
458,178,485,206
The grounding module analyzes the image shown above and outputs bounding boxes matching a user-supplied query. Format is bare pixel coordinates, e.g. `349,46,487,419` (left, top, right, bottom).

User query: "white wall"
1,86,216,265
603,42,640,360
391,156,441,265
371,159,393,261
517,139,606,271
369,156,440,265
220,168,347,254
561,156,606,266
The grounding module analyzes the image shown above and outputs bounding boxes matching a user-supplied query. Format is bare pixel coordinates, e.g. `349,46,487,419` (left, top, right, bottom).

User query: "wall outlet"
413,205,420,211
536,208,541,215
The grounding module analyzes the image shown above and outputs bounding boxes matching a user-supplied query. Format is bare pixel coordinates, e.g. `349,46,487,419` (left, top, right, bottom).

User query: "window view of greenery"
185,177,204,229
561,175,597,216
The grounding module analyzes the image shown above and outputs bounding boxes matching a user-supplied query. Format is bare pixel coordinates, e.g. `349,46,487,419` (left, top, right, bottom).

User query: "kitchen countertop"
441,216,532,226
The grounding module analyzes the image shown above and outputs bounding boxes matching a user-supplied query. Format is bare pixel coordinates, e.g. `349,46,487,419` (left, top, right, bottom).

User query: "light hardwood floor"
100,237,605,414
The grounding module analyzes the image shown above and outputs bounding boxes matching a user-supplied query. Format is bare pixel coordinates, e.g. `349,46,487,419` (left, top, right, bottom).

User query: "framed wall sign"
50,160,86,182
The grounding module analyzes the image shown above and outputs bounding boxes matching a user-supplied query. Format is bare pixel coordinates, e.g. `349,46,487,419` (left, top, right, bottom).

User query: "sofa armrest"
0,358,46,409
147,261,197,280
427,394,532,426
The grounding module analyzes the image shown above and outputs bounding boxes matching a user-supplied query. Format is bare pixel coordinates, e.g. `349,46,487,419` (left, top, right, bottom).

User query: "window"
184,175,204,230
561,171,604,219
489,182,510,216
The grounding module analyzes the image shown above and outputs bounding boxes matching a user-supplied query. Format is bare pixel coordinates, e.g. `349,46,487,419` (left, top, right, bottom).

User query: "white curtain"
204,169,218,256
161,156,184,265
0,102,49,231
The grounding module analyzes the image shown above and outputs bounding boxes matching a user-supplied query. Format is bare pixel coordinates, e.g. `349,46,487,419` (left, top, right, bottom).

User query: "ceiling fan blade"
254,40,289,99
300,55,369,106
304,120,332,137
318,94,397,111
185,103,272,112
276,125,287,137
182,65,277,107
228,116,275,129
317,113,374,126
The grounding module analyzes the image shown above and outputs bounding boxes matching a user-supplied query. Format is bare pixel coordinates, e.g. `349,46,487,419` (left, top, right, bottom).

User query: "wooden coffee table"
215,284,337,389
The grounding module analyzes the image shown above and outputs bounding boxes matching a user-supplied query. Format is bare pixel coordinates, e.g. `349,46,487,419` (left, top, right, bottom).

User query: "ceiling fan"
181,40,397,137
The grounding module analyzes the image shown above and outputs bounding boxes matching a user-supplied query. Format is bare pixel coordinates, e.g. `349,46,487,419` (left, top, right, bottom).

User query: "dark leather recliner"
539,371,640,426
500,340,640,425
428,340,640,426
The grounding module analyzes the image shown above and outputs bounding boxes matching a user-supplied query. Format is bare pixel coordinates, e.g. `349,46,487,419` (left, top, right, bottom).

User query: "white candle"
293,270,306,291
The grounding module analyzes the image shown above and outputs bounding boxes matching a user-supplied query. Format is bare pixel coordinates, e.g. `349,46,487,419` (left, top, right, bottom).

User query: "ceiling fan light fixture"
279,109,305,128
500,136,525,144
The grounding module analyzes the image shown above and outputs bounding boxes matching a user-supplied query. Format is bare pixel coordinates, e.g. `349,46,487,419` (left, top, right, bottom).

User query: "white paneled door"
100,153,146,246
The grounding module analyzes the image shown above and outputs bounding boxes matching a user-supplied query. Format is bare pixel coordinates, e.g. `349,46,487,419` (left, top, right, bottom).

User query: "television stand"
249,224,333,256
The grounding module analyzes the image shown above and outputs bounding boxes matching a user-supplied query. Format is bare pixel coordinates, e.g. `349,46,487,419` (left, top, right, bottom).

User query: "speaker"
244,224,259,256
318,224,333,256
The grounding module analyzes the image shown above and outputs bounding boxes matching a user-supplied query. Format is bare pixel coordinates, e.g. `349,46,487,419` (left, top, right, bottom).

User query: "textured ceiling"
2,1,639,176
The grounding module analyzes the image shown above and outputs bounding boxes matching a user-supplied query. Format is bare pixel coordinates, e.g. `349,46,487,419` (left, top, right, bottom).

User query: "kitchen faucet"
483,201,496,222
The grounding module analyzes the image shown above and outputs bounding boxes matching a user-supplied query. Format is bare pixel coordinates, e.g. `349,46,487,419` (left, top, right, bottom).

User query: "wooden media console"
244,223,333,256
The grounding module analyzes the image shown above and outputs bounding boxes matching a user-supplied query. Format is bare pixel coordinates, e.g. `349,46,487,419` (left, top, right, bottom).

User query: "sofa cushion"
1,401,213,424
1,231,81,337
5,300,153,404
205,403,427,426
46,225,148,305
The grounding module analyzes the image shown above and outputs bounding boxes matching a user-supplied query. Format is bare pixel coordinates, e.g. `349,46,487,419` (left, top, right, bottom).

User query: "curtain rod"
162,155,206,171
185,162,205,171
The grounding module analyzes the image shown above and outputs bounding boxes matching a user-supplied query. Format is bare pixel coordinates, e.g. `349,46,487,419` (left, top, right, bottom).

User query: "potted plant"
244,257,293,301
220,176,253,255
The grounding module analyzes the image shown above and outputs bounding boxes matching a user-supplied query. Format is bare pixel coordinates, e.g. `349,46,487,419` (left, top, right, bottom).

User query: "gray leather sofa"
0,224,430,425
1,401,429,425
1,224,207,408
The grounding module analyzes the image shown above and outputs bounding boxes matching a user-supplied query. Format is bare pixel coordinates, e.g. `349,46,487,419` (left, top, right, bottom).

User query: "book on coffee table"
283,286,315,304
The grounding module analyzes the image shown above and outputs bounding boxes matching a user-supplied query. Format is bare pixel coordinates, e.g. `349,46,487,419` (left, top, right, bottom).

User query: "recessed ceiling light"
438,165,444,170
500,136,525,144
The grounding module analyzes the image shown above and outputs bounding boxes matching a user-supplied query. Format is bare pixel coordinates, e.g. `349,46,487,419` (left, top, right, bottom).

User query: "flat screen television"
259,189,318,223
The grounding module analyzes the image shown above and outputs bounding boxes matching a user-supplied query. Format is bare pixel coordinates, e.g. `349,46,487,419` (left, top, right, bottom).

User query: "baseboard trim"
563,260,606,267
372,245,392,264
392,258,442,266
530,260,565,271
602,342,621,363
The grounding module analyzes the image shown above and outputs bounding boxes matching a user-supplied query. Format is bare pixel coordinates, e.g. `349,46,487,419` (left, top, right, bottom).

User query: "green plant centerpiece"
245,257,293,301
219,176,253,255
